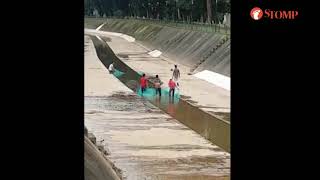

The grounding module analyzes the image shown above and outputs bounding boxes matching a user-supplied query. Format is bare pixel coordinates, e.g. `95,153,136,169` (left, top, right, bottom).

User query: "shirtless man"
172,65,180,87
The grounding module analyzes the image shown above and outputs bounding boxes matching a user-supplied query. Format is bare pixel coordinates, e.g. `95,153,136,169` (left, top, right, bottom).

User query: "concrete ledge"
88,133,96,145
84,126,88,137
85,136,122,180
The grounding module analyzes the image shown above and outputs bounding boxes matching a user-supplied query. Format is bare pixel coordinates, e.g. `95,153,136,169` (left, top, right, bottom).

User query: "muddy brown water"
90,35,230,152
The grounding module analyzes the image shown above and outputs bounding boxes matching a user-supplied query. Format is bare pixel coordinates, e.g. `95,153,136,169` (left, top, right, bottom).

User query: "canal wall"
85,18,230,77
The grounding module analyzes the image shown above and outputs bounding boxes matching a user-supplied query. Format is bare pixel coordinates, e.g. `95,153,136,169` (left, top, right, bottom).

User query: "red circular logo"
250,7,263,20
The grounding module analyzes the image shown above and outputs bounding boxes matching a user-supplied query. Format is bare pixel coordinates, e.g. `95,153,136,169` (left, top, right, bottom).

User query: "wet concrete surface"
85,28,230,115
99,36,112,42
85,36,132,96
89,35,229,152
85,94,230,180
85,136,121,180
85,35,230,180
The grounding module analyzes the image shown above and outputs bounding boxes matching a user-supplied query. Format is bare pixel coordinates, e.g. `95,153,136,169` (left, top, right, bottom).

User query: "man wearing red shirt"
140,73,148,94
168,79,176,97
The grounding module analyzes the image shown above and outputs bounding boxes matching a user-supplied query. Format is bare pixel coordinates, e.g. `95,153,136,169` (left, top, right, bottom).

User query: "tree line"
85,0,230,24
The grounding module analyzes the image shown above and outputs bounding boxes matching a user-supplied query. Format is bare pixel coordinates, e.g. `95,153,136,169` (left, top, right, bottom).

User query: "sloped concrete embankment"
194,39,230,75
86,18,230,77
85,18,106,29
85,127,122,180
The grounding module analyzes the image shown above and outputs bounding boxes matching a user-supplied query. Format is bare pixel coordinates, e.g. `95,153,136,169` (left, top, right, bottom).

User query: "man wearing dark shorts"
140,73,148,94
154,75,163,96
168,79,176,97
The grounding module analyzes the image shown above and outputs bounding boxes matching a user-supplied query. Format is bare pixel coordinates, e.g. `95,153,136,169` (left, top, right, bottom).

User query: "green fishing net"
137,87,180,99
137,71,144,76
163,87,180,99
137,88,156,97
113,69,125,78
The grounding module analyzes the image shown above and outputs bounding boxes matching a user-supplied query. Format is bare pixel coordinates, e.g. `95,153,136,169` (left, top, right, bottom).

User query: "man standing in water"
140,73,148,94
172,65,180,87
168,79,176,97
154,75,163,96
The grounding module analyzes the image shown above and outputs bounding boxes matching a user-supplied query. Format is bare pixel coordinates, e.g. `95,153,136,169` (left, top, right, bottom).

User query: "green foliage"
113,9,123,17
85,0,230,23
217,0,230,14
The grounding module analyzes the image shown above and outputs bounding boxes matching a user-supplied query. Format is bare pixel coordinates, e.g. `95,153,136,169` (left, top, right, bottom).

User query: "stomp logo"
250,7,263,20
250,7,299,20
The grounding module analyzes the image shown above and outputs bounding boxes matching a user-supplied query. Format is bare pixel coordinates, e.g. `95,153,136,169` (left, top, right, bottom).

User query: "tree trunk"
206,0,212,24
178,8,181,20
213,0,218,24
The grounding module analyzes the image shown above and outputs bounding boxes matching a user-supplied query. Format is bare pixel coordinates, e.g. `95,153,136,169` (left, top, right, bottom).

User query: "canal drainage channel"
90,35,230,152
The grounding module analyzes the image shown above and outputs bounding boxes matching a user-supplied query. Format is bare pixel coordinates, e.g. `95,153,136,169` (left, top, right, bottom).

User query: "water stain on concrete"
101,36,112,42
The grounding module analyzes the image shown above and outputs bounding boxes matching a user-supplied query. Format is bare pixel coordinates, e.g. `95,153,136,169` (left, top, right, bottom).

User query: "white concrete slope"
193,70,230,91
